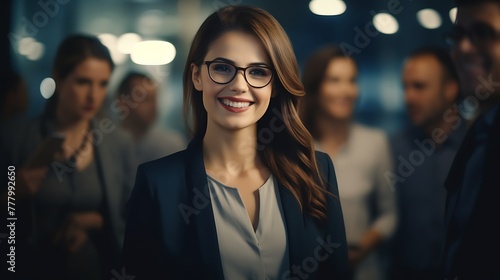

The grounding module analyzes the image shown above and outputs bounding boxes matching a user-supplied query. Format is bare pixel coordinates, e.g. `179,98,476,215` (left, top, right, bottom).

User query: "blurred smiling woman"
300,46,396,280
123,6,348,280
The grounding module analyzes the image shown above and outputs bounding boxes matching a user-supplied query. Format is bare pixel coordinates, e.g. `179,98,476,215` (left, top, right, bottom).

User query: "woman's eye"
326,77,340,83
75,78,91,85
212,63,233,73
249,67,267,76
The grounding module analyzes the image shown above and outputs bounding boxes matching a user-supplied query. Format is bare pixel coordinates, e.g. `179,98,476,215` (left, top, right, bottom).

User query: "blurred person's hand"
53,212,103,253
348,247,367,269
16,166,49,198
348,228,383,269
53,222,88,253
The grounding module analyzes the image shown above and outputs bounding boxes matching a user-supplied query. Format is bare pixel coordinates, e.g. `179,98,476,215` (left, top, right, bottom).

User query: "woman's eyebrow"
248,62,270,67
212,57,270,67
212,57,235,64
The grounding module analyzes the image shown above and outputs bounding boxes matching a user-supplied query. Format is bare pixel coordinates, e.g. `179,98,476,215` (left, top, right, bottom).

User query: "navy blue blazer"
122,136,349,279
442,107,500,279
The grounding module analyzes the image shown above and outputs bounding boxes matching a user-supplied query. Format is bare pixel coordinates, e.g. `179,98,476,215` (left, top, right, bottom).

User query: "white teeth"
221,99,251,108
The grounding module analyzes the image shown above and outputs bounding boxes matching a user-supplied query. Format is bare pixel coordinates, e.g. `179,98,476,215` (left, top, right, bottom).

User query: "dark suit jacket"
122,136,349,279
0,116,135,279
442,106,500,279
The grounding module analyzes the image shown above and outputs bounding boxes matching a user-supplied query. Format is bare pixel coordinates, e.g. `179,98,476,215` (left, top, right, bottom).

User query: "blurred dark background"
2,0,457,137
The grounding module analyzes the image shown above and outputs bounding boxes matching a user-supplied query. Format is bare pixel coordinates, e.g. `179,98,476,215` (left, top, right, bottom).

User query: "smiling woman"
122,5,349,280
191,31,274,131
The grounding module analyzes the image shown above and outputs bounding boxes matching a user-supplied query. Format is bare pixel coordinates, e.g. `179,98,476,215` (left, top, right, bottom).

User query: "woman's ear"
191,63,203,91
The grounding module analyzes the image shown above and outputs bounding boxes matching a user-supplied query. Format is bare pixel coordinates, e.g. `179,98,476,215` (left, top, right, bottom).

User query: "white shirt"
316,124,396,280
207,174,289,280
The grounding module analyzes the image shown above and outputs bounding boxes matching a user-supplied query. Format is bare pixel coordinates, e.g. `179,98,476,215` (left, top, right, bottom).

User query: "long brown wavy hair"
183,6,330,222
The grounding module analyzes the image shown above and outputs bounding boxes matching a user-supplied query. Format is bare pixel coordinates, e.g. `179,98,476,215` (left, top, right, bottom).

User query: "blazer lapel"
184,137,225,279
92,119,117,209
442,110,499,265
443,122,476,228
91,120,128,250
278,182,306,270
444,126,475,194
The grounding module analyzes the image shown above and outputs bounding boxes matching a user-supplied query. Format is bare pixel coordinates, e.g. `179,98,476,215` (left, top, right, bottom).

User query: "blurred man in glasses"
442,0,500,279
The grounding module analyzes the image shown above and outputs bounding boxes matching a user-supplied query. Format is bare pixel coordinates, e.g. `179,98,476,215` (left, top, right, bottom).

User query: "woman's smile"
217,96,255,112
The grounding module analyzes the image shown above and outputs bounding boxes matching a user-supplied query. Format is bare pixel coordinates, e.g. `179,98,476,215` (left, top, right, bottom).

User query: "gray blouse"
207,174,289,280
316,123,396,280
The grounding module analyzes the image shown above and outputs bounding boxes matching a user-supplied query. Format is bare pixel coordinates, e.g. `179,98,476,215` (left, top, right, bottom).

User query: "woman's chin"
216,120,256,132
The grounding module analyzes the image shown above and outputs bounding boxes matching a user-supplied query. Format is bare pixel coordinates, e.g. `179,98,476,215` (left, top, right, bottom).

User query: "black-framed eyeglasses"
445,22,500,46
203,60,273,88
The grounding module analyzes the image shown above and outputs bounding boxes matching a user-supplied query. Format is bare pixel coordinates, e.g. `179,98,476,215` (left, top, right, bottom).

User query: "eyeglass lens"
446,22,499,45
208,62,272,88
